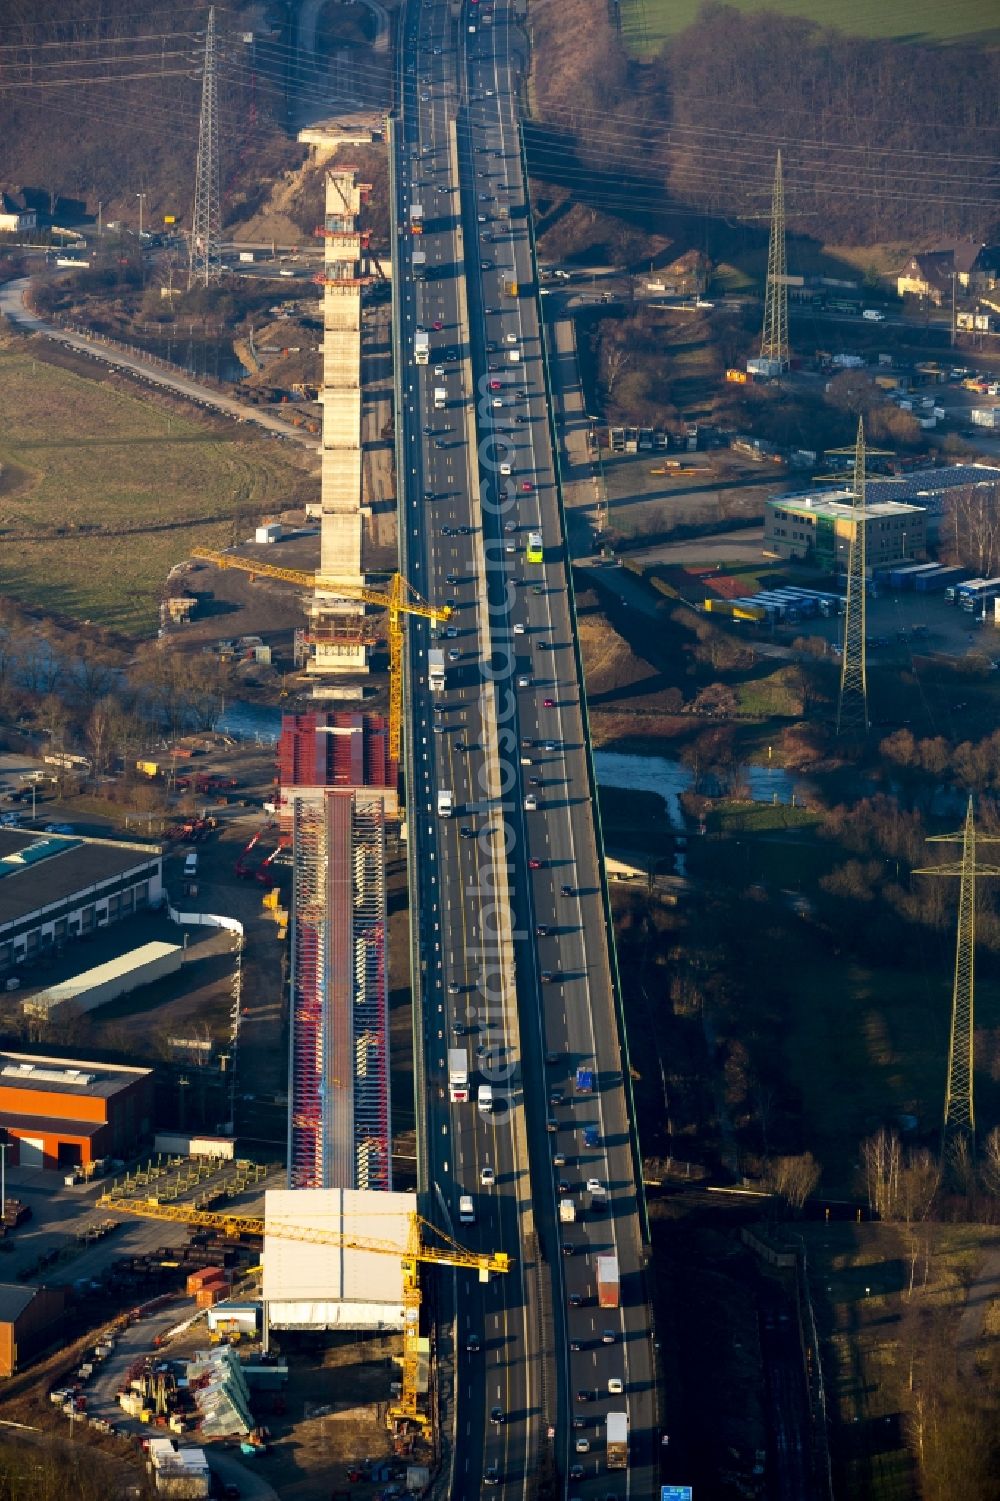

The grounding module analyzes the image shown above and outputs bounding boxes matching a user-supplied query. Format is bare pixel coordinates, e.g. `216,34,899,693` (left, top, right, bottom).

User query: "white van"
459,1194,475,1224
478,1083,494,1114
183,852,199,878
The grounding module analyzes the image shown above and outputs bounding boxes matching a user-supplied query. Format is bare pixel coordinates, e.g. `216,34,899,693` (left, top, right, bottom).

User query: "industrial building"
287,787,390,1193
0,1283,65,1376
262,1187,414,1331
764,492,927,568
866,463,1000,540
0,1050,153,1171
0,829,163,981
22,940,182,1025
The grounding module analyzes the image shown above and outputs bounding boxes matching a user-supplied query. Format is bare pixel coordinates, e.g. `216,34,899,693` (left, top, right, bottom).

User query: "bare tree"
981,1125,1000,1197
862,1126,902,1220
765,1151,821,1212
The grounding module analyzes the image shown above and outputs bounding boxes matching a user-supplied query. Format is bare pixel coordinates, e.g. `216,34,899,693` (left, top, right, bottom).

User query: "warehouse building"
0,830,163,981
0,1050,153,1171
0,1283,66,1376
764,492,927,568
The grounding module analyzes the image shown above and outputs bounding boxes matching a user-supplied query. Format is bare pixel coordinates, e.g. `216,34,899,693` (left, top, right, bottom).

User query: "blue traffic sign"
661,1489,693,1501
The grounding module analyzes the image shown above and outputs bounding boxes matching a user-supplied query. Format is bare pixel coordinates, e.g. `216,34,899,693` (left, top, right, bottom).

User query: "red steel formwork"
277,713,397,834
286,789,390,1192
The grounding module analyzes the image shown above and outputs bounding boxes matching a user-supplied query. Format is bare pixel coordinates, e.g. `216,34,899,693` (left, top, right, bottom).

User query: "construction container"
196,1285,226,1309
186,1266,225,1295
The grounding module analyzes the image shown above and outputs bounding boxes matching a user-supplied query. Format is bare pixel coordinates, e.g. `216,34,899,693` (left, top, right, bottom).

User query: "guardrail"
517,121,651,1246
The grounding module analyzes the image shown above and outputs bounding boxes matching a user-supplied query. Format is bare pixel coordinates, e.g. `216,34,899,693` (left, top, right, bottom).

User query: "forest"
528,0,1000,245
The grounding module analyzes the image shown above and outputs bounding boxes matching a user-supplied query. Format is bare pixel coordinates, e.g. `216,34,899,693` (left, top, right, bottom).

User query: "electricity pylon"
915,798,1000,1167
760,150,789,368
188,6,222,289
826,419,891,736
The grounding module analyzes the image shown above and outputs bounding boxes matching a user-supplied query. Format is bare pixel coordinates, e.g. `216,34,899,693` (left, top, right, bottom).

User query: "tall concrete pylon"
309,166,372,677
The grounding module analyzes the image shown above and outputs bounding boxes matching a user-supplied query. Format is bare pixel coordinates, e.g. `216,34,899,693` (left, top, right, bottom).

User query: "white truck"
449,1048,469,1103
437,788,454,818
477,1083,493,1114
606,1411,629,1469
558,1198,576,1224
434,386,447,409
428,648,446,692
412,249,427,278
862,308,885,321
458,1194,475,1224
415,329,429,365
507,348,521,364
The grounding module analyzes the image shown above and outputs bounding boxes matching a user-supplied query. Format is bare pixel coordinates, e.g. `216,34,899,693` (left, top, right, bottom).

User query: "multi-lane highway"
395,0,659,1494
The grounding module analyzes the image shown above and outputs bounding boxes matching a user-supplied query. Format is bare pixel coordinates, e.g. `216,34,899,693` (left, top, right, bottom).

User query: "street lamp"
136,192,147,240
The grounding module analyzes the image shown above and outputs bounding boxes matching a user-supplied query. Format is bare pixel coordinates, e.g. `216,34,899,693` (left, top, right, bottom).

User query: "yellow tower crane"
191,549,452,763
98,1193,509,1430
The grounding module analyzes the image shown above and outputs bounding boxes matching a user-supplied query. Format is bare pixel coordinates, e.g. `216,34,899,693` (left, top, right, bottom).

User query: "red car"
543,697,555,708
520,481,533,492
528,857,542,870
433,320,444,330
488,379,502,391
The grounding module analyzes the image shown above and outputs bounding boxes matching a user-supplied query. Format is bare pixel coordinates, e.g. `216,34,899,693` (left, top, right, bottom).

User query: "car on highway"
433,319,444,330
484,1465,500,1487
516,674,531,689
448,982,460,995
561,1243,575,1256
513,621,525,633
583,1125,600,1148
542,697,555,708
550,1090,564,1106
466,1332,481,1352
546,1117,558,1133
445,626,459,638
575,1388,594,1402
448,649,460,662
481,1166,495,1187
561,884,575,897
528,857,542,869
569,1464,585,1481
445,573,460,584
521,480,533,492
553,1151,566,1166
524,793,537,811
490,1406,504,1425
460,826,476,839
608,1378,624,1394
568,1292,584,1307
541,970,560,984
575,1438,590,1453
543,740,558,751
536,922,552,936
586,1178,604,1194
602,1329,616,1344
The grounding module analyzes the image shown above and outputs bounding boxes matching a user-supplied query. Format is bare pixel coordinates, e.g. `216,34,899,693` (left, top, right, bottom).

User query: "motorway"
395,0,658,1496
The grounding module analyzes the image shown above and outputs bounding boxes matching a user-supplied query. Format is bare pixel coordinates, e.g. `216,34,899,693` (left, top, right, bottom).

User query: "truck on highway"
412,249,427,279
575,1066,594,1094
428,649,446,693
596,1254,620,1309
433,386,447,409
559,1198,576,1223
478,1083,493,1114
449,1048,469,1103
606,1411,629,1469
437,788,453,818
507,347,521,363
415,329,429,365
459,1194,475,1224
410,203,424,236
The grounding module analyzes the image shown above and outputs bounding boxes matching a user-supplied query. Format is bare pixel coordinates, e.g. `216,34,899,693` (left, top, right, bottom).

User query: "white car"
608,1377,624,1395
586,1178,604,1195
575,1438,590,1453
524,793,537,812
480,1165,495,1187
513,622,525,635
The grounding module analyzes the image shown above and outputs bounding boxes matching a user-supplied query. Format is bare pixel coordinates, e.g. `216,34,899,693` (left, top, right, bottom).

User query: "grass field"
620,0,1000,55
0,336,306,635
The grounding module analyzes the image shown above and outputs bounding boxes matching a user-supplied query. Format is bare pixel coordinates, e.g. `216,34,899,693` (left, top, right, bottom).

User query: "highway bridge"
393,0,660,1494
